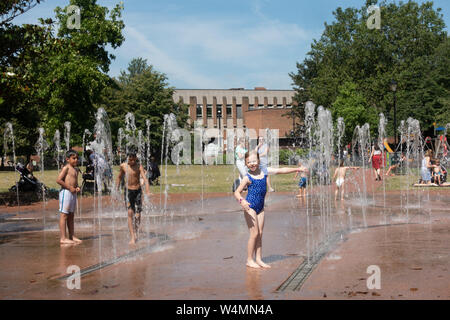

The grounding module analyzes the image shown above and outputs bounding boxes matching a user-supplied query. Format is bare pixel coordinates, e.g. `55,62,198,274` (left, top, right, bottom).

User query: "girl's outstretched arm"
267,167,305,175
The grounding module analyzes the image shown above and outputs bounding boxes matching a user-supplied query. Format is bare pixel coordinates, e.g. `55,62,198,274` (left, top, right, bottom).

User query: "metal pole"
218,110,221,158
394,91,397,147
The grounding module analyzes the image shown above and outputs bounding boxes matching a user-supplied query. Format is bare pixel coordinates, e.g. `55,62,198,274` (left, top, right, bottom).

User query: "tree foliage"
0,0,125,160
332,81,378,144
0,0,43,26
290,0,449,139
98,58,190,160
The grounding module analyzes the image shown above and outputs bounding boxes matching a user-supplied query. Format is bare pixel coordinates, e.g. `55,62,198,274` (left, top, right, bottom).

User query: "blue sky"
12,0,450,90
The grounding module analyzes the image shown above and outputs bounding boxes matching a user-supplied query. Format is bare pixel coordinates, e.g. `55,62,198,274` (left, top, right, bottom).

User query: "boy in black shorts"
116,151,151,244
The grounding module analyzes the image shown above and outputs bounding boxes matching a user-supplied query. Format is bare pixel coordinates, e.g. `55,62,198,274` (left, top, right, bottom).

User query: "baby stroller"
81,163,95,194
81,150,95,194
9,162,48,199
81,150,112,194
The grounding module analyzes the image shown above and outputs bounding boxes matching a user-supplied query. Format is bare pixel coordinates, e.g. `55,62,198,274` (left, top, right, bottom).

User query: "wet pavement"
0,171,449,300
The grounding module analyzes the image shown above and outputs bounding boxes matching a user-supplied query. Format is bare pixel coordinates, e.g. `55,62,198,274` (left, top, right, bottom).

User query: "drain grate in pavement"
276,222,420,292
56,234,170,281
276,231,345,292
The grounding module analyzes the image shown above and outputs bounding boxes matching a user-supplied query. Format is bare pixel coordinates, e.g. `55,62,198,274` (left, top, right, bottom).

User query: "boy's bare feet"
296,194,303,198
246,260,261,269
129,238,136,245
256,260,271,268
72,236,82,243
60,238,76,245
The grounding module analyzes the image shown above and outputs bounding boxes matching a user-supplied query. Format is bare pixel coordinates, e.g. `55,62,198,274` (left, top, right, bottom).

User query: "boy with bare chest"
116,151,151,244
56,150,82,245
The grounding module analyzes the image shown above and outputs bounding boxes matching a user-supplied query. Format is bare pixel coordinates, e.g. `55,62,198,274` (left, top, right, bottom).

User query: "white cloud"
109,7,319,89
121,26,222,88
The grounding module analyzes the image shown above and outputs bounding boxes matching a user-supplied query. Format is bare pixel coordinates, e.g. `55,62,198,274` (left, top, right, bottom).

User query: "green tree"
39,0,125,145
290,0,448,138
1,1,49,160
394,36,450,128
119,57,148,84
99,58,189,160
0,0,43,26
1,0,125,161
332,81,378,144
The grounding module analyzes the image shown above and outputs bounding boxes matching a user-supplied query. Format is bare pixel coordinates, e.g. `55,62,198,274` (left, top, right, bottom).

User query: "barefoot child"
115,151,151,244
56,150,82,245
234,151,304,269
386,152,406,176
432,159,443,185
333,160,359,201
369,144,383,181
293,160,309,198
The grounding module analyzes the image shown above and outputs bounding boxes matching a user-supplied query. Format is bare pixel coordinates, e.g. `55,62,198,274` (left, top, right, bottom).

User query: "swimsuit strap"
247,172,266,181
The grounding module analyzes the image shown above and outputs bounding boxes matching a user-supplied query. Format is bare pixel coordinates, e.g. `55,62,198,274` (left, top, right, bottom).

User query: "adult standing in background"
235,137,248,181
420,149,436,184
256,136,274,192
369,144,383,181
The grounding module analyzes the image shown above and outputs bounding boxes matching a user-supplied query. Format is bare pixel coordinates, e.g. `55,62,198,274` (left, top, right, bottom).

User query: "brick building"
173,88,299,145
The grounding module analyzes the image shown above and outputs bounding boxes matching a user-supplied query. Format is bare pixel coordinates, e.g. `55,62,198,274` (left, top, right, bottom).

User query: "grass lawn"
0,165,301,194
376,167,444,192
379,173,419,191
1,165,437,194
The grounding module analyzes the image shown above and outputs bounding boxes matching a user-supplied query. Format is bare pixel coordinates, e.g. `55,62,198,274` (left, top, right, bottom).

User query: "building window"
226,104,232,118
207,104,212,118
286,104,292,109
196,104,203,118
258,104,264,108
249,104,254,110
277,104,283,108
216,104,222,118
267,104,274,108
236,104,242,118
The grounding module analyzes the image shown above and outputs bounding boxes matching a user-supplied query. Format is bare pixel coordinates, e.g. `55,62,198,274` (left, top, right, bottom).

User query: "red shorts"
372,154,382,170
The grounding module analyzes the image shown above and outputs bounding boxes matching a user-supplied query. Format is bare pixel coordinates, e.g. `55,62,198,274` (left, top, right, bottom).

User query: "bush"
279,148,309,165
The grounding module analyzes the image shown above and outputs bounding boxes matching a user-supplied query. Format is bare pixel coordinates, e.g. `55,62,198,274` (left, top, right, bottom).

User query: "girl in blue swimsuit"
234,151,305,269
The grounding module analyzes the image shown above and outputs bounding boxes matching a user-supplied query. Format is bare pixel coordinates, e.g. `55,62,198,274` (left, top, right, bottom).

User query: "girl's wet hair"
245,150,259,162
339,159,344,167
425,149,433,157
